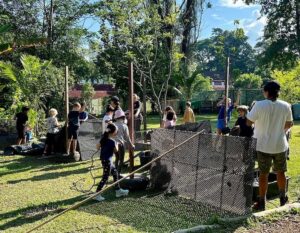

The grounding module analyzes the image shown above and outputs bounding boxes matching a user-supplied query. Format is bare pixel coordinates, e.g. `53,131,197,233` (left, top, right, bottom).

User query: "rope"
26,129,205,233
70,150,100,194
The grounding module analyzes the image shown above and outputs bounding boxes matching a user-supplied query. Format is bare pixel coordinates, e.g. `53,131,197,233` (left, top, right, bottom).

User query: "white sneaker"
93,194,105,202
116,188,129,198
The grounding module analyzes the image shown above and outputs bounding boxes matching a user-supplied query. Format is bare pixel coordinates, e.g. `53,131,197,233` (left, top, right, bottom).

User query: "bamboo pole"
26,129,205,233
65,66,69,152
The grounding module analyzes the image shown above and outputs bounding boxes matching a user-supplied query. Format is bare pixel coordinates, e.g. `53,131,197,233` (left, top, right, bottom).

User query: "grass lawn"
0,115,299,233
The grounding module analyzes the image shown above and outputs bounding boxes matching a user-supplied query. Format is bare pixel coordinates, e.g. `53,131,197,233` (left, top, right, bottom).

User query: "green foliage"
81,82,95,110
271,62,300,103
193,28,256,81
234,73,263,89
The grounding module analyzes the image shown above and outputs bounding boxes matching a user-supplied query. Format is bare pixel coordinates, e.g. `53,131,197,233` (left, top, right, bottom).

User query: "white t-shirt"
247,99,293,154
102,115,112,134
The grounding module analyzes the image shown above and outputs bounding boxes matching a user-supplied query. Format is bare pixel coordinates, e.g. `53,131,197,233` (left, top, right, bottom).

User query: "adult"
15,106,29,145
247,81,293,211
133,94,143,132
79,102,88,124
110,96,122,121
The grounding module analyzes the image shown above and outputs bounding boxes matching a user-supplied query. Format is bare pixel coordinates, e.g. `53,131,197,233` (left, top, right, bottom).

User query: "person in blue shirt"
216,92,240,135
94,123,129,202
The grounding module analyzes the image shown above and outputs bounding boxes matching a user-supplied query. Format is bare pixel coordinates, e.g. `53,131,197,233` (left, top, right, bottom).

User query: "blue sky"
82,0,266,47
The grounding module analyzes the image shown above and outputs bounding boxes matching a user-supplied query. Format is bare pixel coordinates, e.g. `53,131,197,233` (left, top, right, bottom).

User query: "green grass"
0,116,299,233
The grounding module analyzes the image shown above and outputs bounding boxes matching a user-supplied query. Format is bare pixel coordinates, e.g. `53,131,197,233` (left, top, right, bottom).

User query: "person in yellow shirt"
183,101,195,124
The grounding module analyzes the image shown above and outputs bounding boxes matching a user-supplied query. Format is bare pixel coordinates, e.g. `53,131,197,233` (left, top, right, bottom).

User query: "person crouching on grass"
94,123,129,202
247,81,293,211
65,102,81,156
113,110,135,175
43,108,60,156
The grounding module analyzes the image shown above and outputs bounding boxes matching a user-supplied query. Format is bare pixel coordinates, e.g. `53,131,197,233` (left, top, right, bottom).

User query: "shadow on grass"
0,195,86,231
7,167,89,184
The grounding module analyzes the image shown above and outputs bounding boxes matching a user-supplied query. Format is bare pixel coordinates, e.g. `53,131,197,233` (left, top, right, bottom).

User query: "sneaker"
62,153,69,157
280,195,288,206
116,188,129,198
252,200,265,211
93,194,105,202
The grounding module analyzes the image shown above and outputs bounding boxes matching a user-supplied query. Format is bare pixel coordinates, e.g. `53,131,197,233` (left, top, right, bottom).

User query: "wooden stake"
142,74,147,141
224,57,230,127
128,62,134,177
65,66,69,152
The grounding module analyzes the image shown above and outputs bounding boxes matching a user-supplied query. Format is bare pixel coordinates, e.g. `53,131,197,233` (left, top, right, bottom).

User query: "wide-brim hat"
114,110,125,119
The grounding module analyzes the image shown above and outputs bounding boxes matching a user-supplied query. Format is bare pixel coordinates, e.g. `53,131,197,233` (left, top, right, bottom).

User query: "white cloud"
219,0,258,9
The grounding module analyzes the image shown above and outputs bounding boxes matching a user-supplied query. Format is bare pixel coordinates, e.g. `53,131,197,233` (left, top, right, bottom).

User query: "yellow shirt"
183,108,195,123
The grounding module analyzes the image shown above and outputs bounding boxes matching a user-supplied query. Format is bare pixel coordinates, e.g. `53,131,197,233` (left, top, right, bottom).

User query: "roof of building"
69,84,116,99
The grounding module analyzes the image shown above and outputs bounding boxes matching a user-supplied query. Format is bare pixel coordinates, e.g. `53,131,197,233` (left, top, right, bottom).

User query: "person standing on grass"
183,101,195,124
65,102,81,156
43,108,60,156
113,110,135,175
161,106,177,128
133,94,143,132
247,81,293,211
94,123,129,202
15,106,30,145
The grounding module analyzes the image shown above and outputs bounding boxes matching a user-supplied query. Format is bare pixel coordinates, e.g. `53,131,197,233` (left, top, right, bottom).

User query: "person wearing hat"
183,101,195,124
133,94,143,132
234,105,253,137
247,81,293,211
113,109,135,175
110,96,122,121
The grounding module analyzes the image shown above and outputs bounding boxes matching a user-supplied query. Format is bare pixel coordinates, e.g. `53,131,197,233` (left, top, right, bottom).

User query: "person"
43,108,60,155
133,94,143,132
164,111,176,128
216,92,240,135
94,123,129,201
183,101,195,124
110,96,122,121
161,106,177,128
234,105,253,137
15,106,30,145
247,81,293,211
102,105,114,134
113,110,135,174
65,102,81,156
79,102,88,124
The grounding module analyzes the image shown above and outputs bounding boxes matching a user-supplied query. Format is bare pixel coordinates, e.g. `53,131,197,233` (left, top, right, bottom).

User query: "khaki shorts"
257,151,287,174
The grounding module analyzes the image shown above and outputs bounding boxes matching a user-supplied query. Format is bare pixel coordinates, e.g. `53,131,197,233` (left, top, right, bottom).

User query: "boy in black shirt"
235,105,253,137
15,106,30,145
65,102,81,156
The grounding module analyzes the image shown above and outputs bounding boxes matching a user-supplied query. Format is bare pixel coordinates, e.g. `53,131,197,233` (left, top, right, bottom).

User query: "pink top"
164,120,175,128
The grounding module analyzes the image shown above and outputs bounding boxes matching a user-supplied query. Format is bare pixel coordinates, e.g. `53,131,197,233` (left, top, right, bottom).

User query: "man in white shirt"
247,81,293,211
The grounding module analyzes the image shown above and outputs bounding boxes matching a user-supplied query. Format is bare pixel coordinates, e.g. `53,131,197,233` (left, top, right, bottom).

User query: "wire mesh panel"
78,119,102,160
150,129,256,216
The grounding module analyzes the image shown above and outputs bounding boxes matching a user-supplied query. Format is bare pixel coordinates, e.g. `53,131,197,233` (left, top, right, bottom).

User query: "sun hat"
114,110,125,119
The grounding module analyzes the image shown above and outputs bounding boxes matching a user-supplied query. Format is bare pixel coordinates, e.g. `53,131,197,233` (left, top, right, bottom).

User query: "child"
43,108,60,155
65,102,81,156
113,110,135,174
162,106,177,128
235,105,253,137
102,105,114,134
79,102,88,124
15,106,30,145
94,123,129,201
164,111,176,128
183,101,195,124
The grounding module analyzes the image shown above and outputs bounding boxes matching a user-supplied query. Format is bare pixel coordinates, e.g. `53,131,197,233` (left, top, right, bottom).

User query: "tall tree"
243,0,300,70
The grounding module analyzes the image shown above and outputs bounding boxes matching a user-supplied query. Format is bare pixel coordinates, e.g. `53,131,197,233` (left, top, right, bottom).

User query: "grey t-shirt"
47,117,59,134
113,121,130,145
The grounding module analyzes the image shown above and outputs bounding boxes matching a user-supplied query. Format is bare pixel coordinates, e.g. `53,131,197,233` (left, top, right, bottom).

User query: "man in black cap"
247,81,293,211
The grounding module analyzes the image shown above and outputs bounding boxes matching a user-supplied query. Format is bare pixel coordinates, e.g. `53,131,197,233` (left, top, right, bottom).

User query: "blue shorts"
217,119,225,130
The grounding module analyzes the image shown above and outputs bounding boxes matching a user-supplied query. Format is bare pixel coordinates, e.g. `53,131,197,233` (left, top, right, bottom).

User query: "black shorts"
68,126,79,139
17,127,25,139
46,133,56,145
